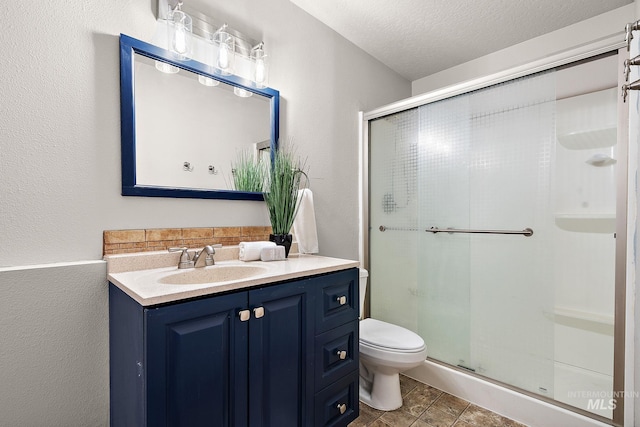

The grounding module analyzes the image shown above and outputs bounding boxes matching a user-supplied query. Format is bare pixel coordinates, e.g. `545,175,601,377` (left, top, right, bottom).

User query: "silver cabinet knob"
336,295,347,305
337,403,347,414
254,306,265,319
239,310,250,322
336,350,347,360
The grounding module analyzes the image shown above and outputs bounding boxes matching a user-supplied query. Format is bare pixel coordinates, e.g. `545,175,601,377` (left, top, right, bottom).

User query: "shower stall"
363,52,626,425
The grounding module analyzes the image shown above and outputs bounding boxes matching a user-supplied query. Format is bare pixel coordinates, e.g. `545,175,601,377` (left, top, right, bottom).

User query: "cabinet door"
248,281,314,427
146,292,248,427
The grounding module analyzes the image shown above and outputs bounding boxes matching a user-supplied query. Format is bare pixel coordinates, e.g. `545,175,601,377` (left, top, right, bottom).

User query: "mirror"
119,34,279,200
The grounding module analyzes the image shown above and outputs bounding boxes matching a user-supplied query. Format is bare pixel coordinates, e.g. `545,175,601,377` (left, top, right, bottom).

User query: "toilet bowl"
358,269,427,411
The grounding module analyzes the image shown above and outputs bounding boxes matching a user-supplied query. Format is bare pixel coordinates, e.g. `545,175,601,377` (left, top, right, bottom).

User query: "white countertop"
107,251,359,306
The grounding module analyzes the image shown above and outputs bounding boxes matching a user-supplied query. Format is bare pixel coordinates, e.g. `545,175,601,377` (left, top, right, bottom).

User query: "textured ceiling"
289,0,632,81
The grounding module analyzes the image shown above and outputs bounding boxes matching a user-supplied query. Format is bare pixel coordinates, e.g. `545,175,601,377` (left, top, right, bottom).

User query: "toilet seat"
360,318,425,352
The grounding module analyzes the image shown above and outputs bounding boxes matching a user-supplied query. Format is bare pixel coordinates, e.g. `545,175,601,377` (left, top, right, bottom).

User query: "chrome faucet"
169,245,217,269
193,245,216,268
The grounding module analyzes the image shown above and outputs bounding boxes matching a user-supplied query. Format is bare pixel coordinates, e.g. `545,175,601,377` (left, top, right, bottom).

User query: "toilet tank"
359,268,368,318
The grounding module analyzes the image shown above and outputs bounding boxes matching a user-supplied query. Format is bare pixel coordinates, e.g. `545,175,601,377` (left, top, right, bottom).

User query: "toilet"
358,269,427,411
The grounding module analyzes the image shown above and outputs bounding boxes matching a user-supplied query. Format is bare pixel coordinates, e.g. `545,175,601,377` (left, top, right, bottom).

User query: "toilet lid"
360,318,425,351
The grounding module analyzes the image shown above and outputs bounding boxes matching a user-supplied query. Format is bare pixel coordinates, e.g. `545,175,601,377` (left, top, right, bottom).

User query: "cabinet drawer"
314,268,359,333
314,371,359,427
315,321,359,391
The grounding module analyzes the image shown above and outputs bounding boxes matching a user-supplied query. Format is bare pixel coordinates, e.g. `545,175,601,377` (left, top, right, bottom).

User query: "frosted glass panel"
416,94,472,366
370,71,558,396
368,62,617,418
418,72,557,395
369,110,420,332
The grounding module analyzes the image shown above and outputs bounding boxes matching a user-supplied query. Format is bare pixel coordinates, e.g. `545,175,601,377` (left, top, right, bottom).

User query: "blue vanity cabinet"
145,291,249,427
109,286,249,427
247,280,315,426
310,269,360,426
109,267,359,427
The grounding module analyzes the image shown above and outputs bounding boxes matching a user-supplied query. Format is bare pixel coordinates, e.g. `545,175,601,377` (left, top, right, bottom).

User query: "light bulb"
169,10,191,58
218,43,230,70
255,58,265,84
251,43,267,87
214,25,234,74
173,23,187,54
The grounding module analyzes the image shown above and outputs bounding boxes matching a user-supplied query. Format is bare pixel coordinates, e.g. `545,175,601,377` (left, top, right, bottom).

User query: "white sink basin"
158,265,268,285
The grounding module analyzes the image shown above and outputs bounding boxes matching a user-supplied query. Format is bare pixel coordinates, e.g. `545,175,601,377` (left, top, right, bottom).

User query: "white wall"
0,0,409,424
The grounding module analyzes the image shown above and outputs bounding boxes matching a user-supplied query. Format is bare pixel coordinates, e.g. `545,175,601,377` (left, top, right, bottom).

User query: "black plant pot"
269,233,292,258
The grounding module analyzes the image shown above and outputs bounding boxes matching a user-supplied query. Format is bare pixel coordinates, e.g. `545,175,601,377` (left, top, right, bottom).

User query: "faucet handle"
203,245,216,266
205,254,215,266
168,247,194,269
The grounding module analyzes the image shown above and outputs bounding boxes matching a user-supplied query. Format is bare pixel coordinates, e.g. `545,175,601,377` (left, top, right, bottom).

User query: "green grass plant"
263,146,308,235
231,149,266,193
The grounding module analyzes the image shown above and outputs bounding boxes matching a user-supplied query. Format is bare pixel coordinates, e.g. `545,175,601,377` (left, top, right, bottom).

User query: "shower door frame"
360,36,630,425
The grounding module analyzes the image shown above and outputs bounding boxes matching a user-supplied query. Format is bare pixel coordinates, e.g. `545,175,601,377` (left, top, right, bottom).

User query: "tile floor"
348,376,527,427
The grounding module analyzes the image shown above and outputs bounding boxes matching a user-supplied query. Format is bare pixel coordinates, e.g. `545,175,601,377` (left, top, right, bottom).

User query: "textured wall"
0,262,108,426
0,0,409,268
411,4,634,96
0,0,409,424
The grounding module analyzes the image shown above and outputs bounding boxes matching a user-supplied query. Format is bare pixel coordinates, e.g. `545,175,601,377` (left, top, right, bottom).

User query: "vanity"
108,251,360,426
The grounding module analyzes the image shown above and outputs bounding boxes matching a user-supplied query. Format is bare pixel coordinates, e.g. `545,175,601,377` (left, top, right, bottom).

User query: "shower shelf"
554,213,615,233
557,127,616,150
554,213,615,220
554,307,614,326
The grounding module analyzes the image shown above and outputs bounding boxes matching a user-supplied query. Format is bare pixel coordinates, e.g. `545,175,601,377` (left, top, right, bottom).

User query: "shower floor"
348,375,526,427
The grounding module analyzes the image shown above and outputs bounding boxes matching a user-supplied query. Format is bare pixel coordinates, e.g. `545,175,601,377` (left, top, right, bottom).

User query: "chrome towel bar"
378,225,533,237
428,227,533,237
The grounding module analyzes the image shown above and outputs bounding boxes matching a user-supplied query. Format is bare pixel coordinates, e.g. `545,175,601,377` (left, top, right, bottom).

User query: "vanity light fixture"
156,1,270,85
168,1,192,59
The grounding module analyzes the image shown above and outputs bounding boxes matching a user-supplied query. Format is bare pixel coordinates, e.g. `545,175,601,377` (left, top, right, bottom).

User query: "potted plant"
263,145,308,257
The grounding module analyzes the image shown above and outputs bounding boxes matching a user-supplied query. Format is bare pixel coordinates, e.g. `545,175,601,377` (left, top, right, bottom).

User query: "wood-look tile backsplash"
103,226,273,255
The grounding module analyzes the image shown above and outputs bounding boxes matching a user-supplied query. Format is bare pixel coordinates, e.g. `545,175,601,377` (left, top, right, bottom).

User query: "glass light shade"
198,75,219,87
233,87,253,98
214,25,235,75
252,43,268,88
169,10,192,58
155,60,179,74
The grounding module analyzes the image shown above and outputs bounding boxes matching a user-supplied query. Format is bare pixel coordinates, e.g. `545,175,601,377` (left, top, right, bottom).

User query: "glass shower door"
368,56,619,419
416,71,558,396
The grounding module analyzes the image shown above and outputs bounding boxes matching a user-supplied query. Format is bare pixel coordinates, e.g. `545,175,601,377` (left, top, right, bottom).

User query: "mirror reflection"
134,54,271,190
119,34,279,200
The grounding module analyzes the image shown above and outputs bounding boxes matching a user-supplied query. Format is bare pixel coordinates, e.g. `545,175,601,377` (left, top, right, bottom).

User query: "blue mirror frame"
119,34,279,200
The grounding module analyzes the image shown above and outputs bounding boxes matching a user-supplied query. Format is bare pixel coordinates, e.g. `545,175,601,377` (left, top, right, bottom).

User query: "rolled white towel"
239,241,276,261
260,245,286,261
